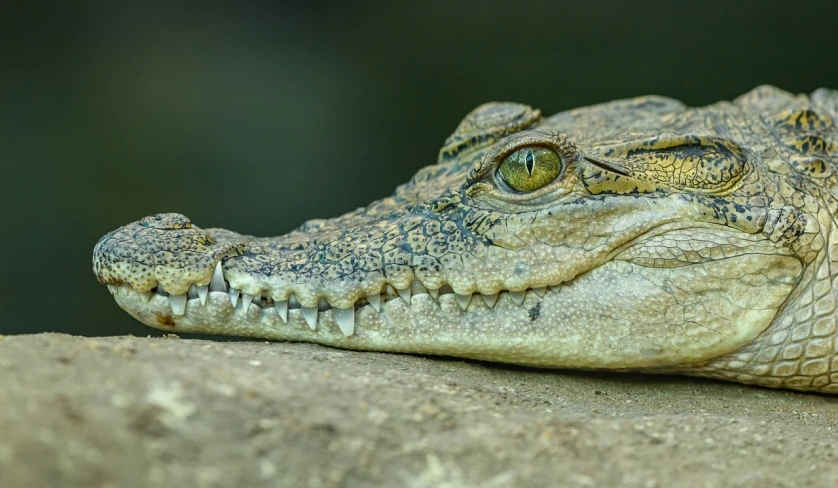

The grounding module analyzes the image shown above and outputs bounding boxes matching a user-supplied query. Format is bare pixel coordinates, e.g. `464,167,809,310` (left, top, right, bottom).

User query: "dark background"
4,1,838,337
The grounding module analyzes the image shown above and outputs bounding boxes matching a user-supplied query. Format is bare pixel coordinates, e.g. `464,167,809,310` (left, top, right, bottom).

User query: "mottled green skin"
94,86,838,393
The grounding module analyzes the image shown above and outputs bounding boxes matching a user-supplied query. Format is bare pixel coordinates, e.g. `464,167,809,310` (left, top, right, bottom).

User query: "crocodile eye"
498,146,561,192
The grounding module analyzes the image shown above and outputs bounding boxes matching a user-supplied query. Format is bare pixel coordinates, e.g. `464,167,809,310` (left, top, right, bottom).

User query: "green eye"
498,146,561,192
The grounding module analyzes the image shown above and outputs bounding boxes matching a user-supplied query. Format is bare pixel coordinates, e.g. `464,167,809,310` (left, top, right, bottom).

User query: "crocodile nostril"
141,213,193,230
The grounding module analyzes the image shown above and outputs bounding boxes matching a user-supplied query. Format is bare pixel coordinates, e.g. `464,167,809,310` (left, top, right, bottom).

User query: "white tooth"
187,284,199,300
241,293,254,310
210,262,227,292
429,288,439,299
387,285,397,297
275,300,288,323
302,306,318,330
107,284,118,295
396,286,412,305
333,308,355,336
367,294,381,313
169,294,187,315
456,293,472,310
229,288,240,307
509,291,526,305
533,287,547,297
197,285,209,305
156,284,168,297
481,293,498,308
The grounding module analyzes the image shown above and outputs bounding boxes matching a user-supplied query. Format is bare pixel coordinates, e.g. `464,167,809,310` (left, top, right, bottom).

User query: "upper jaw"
95,211,554,337
92,209,554,333
93,209,564,316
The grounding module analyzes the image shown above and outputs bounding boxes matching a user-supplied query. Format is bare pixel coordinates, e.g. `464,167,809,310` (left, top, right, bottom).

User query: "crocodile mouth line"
107,262,554,337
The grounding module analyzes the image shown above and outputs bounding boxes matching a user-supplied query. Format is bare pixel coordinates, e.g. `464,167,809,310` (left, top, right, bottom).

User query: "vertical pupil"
525,150,534,175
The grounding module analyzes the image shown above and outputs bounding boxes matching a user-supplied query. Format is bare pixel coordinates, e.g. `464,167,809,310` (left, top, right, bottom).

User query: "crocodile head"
94,86,838,392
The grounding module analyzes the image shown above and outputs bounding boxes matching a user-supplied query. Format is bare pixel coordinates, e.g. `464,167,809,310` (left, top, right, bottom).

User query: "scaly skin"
93,86,838,393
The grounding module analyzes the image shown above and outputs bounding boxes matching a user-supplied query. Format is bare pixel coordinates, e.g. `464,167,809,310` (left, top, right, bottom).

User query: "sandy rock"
1,333,837,487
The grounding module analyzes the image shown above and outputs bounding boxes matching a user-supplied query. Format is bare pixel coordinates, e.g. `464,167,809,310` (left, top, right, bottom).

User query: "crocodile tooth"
509,291,526,305
333,308,355,336
288,294,301,309
367,294,381,313
156,284,168,297
197,285,209,305
229,288,240,307
107,284,118,295
210,262,227,292
252,294,263,308
302,306,318,330
387,285,397,297
456,293,472,310
396,285,412,305
428,288,439,299
169,294,187,315
481,293,498,308
275,300,288,323
241,293,254,310
187,284,199,300
532,287,547,297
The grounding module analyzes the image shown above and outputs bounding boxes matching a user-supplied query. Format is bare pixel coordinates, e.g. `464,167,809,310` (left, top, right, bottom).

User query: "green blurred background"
4,1,838,337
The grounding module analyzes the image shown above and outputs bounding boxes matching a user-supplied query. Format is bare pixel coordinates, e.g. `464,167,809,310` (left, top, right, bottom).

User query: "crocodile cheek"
527,255,802,368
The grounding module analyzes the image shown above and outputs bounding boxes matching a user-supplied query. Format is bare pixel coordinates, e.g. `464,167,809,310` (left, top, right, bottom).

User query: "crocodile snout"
92,213,246,296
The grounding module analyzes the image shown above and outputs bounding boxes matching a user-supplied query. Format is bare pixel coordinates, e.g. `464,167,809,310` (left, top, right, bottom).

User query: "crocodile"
93,86,838,394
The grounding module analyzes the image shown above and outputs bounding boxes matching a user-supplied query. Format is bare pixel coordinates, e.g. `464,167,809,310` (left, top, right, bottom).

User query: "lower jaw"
111,284,555,359
110,254,797,370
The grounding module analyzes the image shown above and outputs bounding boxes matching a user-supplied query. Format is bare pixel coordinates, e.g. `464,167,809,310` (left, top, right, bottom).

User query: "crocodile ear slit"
583,156,631,176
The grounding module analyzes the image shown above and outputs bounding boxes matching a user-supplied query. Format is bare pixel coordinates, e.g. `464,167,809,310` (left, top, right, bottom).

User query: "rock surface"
1,333,838,487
